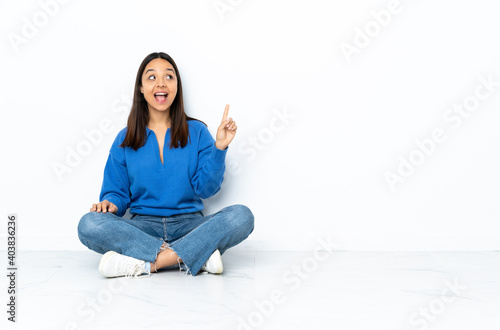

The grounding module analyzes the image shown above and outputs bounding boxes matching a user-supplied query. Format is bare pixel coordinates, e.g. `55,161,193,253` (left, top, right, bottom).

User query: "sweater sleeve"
99,131,131,217
190,124,227,199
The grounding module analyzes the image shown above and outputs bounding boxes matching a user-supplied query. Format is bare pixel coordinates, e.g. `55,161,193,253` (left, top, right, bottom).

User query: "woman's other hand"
90,200,118,214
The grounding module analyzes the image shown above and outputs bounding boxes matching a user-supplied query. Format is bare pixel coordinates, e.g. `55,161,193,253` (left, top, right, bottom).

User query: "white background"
1,0,499,251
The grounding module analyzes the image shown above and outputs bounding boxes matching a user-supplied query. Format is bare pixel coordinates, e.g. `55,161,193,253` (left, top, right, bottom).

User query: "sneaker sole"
99,251,118,277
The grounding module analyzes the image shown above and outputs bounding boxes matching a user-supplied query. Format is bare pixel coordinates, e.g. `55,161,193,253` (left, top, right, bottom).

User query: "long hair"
120,52,203,150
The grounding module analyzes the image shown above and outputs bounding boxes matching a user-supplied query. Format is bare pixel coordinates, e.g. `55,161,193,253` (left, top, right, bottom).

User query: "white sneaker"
98,251,150,278
200,249,223,274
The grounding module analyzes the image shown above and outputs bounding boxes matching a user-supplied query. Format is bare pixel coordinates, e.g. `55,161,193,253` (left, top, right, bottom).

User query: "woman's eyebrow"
145,68,175,74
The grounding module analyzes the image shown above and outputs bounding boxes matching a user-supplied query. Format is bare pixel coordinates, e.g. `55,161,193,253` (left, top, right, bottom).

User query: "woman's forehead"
144,58,174,71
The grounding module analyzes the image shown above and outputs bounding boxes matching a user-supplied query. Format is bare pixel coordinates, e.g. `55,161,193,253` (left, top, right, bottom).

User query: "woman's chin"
149,105,171,113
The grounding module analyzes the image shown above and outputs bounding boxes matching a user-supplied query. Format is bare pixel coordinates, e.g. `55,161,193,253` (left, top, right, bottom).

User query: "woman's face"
140,58,178,114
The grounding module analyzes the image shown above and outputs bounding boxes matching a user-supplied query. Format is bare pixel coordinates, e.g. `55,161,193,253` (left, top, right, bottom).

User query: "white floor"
2,250,500,330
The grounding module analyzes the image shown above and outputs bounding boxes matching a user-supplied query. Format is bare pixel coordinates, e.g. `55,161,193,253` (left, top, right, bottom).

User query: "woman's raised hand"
215,104,237,150
90,200,118,214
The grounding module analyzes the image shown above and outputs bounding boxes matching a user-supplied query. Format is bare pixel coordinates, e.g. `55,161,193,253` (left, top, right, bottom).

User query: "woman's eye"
148,75,155,80
166,75,173,79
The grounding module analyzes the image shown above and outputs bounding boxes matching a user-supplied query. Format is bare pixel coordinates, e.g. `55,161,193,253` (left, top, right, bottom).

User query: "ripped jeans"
77,204,254,276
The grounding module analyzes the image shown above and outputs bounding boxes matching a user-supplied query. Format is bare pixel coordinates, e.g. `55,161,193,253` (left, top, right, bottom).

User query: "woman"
77,52,254,278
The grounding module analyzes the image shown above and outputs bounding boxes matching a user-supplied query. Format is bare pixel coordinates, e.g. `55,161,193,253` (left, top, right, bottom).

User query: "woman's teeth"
154,93,167,103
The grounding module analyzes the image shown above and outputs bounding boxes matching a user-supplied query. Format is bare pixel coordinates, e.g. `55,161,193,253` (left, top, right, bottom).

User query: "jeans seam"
162,217,168,242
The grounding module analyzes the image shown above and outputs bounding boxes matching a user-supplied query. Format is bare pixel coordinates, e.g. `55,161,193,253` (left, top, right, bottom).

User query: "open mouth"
154,92,168,103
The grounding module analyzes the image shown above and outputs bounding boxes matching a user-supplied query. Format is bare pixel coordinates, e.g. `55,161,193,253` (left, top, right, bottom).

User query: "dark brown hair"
120,52,203,150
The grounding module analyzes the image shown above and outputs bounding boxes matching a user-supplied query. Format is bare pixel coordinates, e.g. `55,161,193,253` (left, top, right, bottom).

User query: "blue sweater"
99,119,227,217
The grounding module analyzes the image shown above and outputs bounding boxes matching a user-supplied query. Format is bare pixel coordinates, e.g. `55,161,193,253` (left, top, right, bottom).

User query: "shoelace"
130,265,151,278
119,258,151,279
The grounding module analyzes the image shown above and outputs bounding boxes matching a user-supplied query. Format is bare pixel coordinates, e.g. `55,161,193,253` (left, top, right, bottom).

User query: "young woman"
77,52,254,278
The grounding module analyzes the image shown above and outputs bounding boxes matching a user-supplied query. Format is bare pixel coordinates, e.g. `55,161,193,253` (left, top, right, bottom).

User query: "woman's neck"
148,108,171,131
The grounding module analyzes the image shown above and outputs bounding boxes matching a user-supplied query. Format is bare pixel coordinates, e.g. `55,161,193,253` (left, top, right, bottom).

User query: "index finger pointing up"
222,104,230,122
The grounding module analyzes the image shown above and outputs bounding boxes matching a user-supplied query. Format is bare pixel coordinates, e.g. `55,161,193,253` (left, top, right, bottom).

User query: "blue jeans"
77,204,254,276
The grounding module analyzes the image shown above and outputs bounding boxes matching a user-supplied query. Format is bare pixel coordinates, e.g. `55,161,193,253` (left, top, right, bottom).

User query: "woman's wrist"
215,141,227,150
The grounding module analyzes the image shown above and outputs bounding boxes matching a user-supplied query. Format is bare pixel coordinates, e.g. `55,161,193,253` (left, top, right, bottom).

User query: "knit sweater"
99,119,227,217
